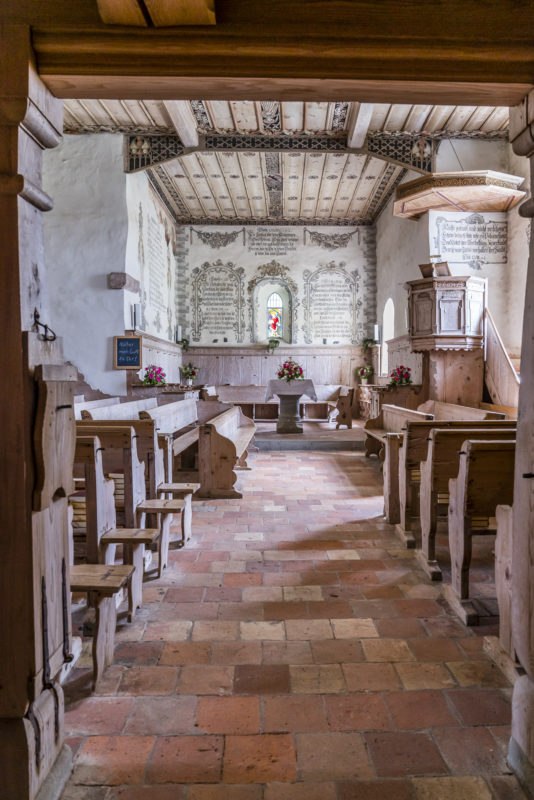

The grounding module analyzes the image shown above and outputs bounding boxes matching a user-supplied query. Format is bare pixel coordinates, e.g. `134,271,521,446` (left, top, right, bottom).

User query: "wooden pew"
73,434,159,615
479,401,518,420
301,385,355,429
197,406,256,498
445,439,516,625
75,396,120,420
364,404,434,460
397,417,517,538
417,399,506,420
77,419,200,535
140,398,199,460
418,424,517,577
77,423,193,561
200,385,219,400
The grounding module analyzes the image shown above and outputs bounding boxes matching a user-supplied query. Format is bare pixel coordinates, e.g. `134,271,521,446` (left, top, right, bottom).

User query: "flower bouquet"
180,362,198,385
277,358,304,383
389,365,412,386
141,364,166,386
356,365,373,384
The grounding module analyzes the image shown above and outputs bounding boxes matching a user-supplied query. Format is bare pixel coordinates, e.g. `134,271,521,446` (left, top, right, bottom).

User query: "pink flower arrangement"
277,358,304,383
389,365,412,386
180,362,198,381
142,364,166,386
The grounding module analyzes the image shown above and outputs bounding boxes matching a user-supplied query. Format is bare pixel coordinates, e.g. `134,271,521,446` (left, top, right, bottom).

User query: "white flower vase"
186,378,193,387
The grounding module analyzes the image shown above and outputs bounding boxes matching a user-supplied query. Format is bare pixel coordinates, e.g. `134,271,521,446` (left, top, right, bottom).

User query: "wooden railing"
484,308,520,408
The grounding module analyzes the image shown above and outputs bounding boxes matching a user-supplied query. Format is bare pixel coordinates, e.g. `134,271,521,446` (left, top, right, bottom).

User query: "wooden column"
508,92,534,796
0,25,74,800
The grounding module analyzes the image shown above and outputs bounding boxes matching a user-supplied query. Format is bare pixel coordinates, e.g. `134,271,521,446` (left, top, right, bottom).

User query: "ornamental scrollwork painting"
247,260,298,296
304,228,360,250
190,260,246,343
190,227,246,248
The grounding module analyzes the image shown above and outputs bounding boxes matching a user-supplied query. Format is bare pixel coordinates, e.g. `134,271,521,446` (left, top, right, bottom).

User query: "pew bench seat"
100,527,160,621
70,563,134,689
136,498,189,568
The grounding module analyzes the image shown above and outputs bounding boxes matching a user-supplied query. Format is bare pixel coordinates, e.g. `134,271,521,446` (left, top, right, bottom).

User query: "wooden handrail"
484,308,519,408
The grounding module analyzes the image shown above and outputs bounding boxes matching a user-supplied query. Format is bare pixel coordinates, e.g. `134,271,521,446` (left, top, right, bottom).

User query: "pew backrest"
75,424,146,526
479,401,518,420
75,396,120,419
81,396,158,420
365,404,434,436
454,439,516,516
77,418,166,495
425,427,518,493
401,418,517,469
139,398,197,434
73,434,116,561
417,400,505,420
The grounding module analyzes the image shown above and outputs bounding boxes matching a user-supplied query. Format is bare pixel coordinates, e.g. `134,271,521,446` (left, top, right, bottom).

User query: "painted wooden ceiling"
63,100,509,225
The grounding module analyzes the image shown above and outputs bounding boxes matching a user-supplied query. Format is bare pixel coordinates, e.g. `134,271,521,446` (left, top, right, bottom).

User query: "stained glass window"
267,292,283,339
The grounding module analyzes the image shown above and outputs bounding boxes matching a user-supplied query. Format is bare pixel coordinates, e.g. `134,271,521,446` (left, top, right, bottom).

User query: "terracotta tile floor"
61,451,526,799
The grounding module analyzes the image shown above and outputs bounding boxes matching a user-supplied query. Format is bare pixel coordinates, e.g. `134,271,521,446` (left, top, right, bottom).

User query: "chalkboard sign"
113,335,142,369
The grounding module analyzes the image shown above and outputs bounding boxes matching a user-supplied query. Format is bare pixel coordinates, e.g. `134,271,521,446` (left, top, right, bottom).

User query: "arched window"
381,298,395,376
267,292,283,339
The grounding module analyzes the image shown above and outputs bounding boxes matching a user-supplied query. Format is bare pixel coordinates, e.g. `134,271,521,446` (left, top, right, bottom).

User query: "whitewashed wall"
125,172,179,344
178,225,376,347
44,135,183,393
376,171,430,345
43,134,129,395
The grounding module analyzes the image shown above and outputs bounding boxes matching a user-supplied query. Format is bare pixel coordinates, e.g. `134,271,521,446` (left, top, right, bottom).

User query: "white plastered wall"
43,134,129,395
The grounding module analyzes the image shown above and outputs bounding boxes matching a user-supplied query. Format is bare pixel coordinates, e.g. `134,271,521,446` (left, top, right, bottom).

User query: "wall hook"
33,308,56,341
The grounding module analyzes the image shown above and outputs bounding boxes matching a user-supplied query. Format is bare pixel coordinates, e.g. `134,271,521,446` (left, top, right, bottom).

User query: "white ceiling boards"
63,99,510,226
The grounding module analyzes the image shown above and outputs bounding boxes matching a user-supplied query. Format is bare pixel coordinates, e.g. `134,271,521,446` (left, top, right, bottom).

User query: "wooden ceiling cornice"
7,0,530,104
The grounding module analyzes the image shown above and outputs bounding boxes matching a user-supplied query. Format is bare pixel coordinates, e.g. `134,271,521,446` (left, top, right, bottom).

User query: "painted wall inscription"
303,263,360,344
431,211,507,270
247,229,300,257
147,214,168,314
191,260,246,343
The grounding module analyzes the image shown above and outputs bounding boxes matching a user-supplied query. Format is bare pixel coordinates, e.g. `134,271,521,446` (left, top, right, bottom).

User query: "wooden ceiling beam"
144,0,215,26
347,103,374,148
32,27,534,105
163,100,199,145
96,0,215,27
96,1,148,26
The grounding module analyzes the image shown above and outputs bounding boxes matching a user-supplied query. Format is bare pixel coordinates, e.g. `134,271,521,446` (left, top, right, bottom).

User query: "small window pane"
267,292,283,339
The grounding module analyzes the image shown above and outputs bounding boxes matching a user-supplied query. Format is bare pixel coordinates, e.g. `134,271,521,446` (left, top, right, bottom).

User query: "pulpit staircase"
484,308,520,411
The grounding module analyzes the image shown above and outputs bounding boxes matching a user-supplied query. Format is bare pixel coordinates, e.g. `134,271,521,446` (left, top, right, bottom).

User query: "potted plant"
267,337,280,355
180,361,198,386
277,358,304,382
141,364,166,387
356,365,373,385
389,365,412,386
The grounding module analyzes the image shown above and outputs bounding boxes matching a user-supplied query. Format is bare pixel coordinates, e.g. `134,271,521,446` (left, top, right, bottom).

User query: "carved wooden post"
0,25,74,800
509,91,534,795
